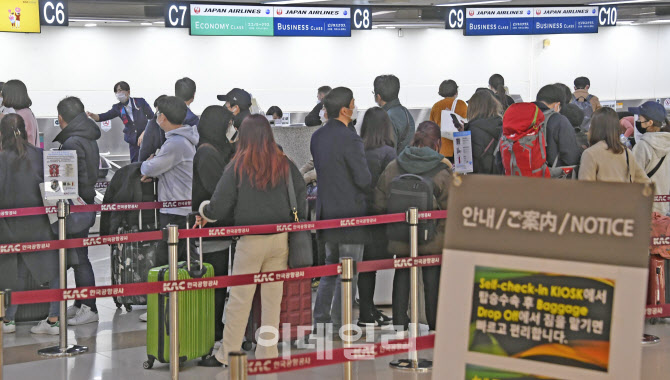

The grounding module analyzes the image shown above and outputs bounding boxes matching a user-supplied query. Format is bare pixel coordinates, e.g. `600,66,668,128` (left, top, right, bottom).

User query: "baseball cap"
629,101,668,123
217,88,252,108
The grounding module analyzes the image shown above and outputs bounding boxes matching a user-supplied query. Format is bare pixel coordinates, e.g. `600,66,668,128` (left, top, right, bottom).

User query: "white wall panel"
1,24,668,117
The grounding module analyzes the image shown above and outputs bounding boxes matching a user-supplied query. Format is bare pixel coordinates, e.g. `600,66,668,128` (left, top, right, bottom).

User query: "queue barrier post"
341,257,355,380
167,225,180,380
228,351,248,380
0,290,5,380
390,207,432,372
38,200,88,358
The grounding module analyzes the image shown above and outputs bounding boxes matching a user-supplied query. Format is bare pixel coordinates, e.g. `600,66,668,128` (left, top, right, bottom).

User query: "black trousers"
392,265,441,331
358,239,387,320
203,244,232,341
156,213,188,268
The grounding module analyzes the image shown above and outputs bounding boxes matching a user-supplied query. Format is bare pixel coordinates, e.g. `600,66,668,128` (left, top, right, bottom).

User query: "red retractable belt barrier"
10,256,442,305
655,195,670,202
0,211,448,254
246,335,435,375
0,200,192,218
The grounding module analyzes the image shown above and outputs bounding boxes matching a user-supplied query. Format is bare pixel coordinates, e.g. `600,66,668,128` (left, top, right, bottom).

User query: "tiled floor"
3,246,670,379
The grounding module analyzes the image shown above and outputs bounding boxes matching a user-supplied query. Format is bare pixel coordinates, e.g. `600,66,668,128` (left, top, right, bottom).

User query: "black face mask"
636,120,647,134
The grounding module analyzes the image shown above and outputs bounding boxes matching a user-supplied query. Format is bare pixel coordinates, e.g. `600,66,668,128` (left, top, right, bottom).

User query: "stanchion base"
642,334,661,345
38,345,89,357
389,358,433,372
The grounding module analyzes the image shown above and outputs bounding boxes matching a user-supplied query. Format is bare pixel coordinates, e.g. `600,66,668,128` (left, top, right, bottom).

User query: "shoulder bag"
286,170,313,269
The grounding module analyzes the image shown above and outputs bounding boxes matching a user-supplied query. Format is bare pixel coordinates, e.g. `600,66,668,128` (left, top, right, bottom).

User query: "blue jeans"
313,243,364,330
5,256,60,321
70,229,97,312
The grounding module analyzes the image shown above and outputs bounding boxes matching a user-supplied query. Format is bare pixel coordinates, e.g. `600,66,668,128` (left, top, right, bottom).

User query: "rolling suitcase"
243,278,313,351
144,219,215,369
111,182,159,311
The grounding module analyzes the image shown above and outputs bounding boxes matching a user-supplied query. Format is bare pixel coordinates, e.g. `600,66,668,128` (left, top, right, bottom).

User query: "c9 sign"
164,2,190,28
40,0,68,26
599,6,617,27
445,7,465,30
352,7,372,30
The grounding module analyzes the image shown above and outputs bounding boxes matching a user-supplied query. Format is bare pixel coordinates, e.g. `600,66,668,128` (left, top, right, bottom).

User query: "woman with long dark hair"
465,90,503,174
488,74,515,112
580,108,648,183
197,114,306,367
0,114,61,335
358,107,396,327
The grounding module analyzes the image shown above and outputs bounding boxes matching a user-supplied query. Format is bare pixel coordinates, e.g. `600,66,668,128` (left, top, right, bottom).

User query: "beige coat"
578,141,649,184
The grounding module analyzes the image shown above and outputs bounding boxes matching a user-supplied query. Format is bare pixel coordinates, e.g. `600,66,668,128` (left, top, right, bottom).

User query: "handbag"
286,171,313,269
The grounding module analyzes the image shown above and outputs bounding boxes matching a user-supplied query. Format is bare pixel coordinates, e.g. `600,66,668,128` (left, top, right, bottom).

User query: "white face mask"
319,109,326,120
116,92,128,103
0,97,3,106
350,106,359,122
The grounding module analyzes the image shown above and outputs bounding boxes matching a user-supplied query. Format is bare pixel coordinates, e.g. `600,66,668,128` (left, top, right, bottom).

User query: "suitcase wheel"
114,301,122,309
650,318,659,325
124,304,133,312
143,358,154,369
242,341,254,351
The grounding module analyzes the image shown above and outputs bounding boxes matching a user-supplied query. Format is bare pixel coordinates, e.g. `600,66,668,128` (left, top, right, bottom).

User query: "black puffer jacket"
53,113,101,204
466,116,503,174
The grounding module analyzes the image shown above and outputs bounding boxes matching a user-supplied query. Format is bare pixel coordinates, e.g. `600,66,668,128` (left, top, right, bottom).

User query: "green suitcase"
144,261,215,369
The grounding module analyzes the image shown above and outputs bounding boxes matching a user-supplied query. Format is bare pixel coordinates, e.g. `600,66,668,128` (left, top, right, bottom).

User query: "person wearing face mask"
217,88,252,134
140,96,199,267
305,86,332,127
373,75,415,155
533,84,582,167
311,87,372,336
631,101,670,215
138,95,168,162
192,105,236,343
87,81,154,163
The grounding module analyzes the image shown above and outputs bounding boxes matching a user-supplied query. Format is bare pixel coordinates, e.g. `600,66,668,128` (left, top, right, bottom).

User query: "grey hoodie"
141,125,199,216
633,132,670,215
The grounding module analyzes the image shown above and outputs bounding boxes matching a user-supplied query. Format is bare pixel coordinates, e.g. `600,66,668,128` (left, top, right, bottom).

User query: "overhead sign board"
445,7,465,30
273,7,350,37
190,4,273,36
533,7,599,35
434,175,653,380
464,8,534,36
598,6,617,27
39,0,68,26
351,6,371,30
165,2,190,28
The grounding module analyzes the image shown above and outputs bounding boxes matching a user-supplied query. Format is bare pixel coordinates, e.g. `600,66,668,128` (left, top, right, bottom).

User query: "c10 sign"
598,6,617,27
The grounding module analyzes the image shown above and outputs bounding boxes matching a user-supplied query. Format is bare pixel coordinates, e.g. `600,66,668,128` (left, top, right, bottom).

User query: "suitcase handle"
186,212,204,273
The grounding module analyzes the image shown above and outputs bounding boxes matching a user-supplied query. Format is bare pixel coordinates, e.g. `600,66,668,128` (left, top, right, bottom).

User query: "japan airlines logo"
194,7,200,14
469,10,474,16
536,9,542,15
277,9,283,15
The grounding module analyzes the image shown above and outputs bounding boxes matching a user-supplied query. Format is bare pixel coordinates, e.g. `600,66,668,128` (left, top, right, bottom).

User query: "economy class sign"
190,4,273,36
273,7,351,37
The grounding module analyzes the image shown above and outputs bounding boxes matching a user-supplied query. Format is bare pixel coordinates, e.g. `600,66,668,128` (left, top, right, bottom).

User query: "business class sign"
273,7,350,37
463,6,601,36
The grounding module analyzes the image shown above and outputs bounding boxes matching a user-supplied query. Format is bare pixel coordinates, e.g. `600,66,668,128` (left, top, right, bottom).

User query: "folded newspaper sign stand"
434,175,653,380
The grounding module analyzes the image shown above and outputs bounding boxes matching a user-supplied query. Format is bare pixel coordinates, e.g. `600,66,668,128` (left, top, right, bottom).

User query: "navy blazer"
98,97,154,147
311,119,371,243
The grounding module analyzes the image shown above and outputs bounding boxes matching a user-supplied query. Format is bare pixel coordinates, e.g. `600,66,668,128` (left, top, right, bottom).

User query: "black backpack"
386,164,445,244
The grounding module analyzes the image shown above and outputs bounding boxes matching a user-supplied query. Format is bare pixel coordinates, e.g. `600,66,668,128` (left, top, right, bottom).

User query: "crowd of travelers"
0,73,668,368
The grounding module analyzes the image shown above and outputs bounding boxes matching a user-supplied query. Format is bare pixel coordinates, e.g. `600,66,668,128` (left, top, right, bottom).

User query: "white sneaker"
31,319,60,335
139,312,147,322
67,305,99,326
66,305,80,319
3,321,16,334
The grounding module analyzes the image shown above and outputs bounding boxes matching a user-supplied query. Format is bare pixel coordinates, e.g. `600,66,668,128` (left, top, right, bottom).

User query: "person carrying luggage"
429,79,468,161
0,114,61,335
196,114,306,368
192,105,236,343
534,84,582,167
373,121,452,333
